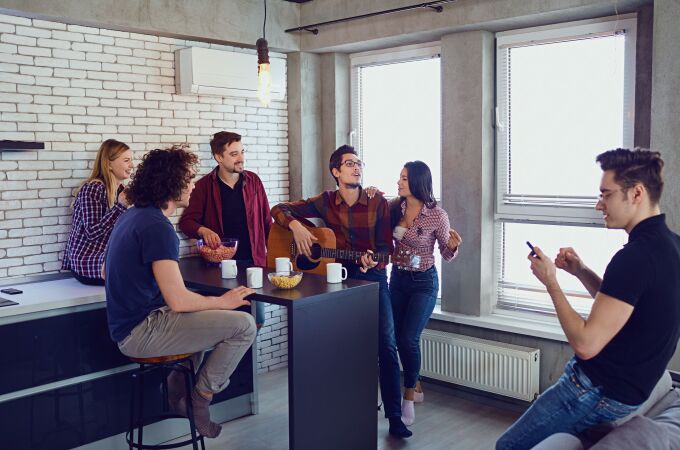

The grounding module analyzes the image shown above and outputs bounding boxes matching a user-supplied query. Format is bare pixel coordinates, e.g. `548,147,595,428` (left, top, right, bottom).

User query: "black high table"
179,257,379,450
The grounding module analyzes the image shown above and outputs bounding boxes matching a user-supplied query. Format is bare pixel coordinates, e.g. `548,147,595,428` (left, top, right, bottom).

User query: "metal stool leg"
127,356,205,450
179,364,199,450
187,360,206,450
161,366,170,412
129,372,137,450
137,367,145,449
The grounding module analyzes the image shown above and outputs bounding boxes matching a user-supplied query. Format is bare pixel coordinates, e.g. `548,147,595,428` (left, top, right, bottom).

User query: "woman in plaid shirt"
63,139,133,285
388,161,462,426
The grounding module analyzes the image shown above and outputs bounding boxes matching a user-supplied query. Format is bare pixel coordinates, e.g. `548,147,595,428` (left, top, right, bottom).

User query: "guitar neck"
319,247,391,263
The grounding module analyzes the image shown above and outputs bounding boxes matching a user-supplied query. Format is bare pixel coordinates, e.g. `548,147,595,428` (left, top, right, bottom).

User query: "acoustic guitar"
267,223,421,275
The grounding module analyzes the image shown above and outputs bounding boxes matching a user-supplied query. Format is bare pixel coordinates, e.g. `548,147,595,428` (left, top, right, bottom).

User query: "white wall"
0,13,289,372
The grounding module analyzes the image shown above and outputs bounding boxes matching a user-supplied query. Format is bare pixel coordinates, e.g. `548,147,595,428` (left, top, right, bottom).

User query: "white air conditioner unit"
175,47,286,100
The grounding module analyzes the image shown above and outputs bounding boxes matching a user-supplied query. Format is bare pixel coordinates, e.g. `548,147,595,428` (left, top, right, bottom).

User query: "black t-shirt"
577,214,680,405
218,175,253,261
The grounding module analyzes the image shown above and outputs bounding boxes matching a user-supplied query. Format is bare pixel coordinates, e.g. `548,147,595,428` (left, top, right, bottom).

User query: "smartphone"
0,287,23,295
526,241,538,257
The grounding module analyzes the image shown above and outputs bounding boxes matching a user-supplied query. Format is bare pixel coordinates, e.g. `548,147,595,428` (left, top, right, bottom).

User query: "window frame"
350,43,443,299
350,42,441,156
494,15,638,316
495,14,638,223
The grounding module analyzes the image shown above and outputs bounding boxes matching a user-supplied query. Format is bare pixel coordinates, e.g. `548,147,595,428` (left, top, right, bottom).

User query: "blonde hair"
79,139,131,208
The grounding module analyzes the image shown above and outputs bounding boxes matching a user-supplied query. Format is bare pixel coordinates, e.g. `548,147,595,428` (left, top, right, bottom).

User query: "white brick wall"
0,14,289,372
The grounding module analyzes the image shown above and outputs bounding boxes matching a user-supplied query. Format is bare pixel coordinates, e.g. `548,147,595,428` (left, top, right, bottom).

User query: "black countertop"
179,257,377,307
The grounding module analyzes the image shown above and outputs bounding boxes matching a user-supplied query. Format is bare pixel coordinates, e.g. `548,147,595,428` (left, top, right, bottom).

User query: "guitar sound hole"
295,243,322,270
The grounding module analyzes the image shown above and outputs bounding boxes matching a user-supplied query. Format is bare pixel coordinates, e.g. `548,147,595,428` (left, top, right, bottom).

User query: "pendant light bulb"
256,37,271,107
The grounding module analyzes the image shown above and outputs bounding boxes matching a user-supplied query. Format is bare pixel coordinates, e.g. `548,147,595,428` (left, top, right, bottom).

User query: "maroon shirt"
179,168,272,267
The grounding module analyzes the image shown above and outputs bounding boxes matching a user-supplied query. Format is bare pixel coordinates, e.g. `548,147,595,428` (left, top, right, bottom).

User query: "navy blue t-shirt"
105,206,179,342
578,214,680,405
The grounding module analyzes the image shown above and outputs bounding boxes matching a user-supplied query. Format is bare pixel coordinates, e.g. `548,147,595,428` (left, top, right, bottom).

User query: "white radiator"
419,330,540,402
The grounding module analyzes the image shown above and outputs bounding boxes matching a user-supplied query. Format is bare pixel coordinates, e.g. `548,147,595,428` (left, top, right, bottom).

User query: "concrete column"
651,0,680,371
287,52,323,200
634,4,653,148
320,53,351,190
440,31,495,316
651,0,680,234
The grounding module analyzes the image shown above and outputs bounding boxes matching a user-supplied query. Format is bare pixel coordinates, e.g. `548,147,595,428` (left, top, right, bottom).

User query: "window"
495,15,637,315
351,44,443,297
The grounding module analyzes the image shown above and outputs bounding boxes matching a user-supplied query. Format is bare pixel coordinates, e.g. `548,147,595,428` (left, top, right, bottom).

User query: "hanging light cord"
263,0,267,40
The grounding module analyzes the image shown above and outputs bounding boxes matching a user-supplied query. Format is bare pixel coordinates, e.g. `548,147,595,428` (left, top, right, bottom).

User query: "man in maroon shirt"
179,131,272,327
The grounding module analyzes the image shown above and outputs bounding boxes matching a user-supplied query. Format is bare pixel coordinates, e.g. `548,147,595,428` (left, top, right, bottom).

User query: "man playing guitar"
271,145,412,439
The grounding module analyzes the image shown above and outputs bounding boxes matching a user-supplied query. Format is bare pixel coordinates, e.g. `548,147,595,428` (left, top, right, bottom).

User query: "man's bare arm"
152,260,253,312
555,247,602,298
547,283,633,359
532,247,633,359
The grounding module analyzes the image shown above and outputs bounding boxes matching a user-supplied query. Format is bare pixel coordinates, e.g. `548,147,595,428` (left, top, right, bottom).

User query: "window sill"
430,306,568,343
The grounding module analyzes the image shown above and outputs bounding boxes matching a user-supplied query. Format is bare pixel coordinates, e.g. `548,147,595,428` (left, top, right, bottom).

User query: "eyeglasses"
598,189,622,201
340,160,365,169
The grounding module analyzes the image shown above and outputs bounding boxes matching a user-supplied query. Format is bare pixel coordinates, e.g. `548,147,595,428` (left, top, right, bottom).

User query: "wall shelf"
0,140,45,151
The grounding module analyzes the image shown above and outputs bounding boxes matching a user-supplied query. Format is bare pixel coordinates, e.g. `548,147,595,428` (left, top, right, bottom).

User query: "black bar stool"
127,353,205,450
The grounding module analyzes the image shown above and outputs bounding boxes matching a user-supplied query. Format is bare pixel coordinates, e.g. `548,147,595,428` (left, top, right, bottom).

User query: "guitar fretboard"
319,248,391,263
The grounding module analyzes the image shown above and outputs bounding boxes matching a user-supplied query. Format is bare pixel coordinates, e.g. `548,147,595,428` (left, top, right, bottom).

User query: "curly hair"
596,148,664,204
126,146,198,209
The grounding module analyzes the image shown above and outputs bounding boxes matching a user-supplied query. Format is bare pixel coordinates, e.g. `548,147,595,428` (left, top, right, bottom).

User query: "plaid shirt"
392,199,458,271
62,181,126,278
271,189,393,270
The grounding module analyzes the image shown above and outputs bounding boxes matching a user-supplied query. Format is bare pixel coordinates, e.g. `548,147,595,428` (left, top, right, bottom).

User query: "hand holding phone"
526,241,538,258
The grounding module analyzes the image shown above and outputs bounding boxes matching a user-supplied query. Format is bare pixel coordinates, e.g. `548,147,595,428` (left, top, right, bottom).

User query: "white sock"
401,399,415,426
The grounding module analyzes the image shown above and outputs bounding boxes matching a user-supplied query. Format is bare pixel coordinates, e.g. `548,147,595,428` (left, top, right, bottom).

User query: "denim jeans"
348,267,402,419
236,259,265,327
496,357,640,450
390,265,438,389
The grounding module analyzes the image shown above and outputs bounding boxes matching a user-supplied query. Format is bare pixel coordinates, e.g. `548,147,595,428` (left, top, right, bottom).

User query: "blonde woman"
63,139,133,285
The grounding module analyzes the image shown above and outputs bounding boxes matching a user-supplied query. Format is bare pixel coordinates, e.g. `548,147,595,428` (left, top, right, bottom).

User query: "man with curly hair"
497,148,680,449
105,146,257,439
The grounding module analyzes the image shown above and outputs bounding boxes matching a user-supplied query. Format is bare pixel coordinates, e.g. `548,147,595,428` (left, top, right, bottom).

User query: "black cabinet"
0,307,254,450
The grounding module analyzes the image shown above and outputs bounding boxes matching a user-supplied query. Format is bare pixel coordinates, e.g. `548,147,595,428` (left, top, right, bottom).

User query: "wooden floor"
169,368,522,450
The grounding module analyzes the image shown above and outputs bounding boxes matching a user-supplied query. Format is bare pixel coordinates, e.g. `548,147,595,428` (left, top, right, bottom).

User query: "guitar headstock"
392,249,421,269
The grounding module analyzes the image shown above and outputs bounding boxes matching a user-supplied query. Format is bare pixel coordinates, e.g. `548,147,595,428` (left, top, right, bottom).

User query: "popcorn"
197,244,237,263
269,272,303,289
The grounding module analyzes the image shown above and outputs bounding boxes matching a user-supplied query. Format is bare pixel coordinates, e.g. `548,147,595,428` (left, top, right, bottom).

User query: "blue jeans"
348,267,402,419
390,265,438,388
496,357,640,450
237,259,265,327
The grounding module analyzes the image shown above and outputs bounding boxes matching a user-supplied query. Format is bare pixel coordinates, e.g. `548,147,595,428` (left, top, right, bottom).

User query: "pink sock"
401,399,415,426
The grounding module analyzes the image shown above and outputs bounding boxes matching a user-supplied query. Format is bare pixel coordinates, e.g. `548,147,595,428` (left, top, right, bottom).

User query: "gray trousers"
118,306,257,394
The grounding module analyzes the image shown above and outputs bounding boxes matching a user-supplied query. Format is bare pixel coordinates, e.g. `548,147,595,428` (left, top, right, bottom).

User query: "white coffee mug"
275,257,293,274
326,263,348,284
221,259,237,279
246,267,263,288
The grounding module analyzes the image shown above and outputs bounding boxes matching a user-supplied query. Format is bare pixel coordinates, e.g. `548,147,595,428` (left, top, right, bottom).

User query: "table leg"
287,284,379,450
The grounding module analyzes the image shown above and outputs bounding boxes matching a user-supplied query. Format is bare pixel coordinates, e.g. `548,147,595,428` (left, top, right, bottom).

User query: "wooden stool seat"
129,353,193,364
